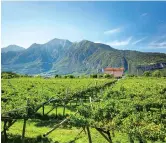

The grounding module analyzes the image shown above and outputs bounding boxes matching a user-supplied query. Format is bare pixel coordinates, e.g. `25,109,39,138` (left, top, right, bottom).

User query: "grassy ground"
3,120,163,143
5,119,130,143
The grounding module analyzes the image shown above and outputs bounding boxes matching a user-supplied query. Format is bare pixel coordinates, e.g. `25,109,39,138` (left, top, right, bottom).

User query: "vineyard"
2,78,113,114
1,77,166,143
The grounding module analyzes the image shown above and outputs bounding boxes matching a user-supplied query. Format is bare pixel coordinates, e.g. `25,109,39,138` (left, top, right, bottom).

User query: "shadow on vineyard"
31,119,72,129
2,134,54,143
29,119,60,128
33,112,69,120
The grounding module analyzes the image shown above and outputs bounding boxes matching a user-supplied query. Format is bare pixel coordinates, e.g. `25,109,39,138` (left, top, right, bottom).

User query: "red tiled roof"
104,67,124,71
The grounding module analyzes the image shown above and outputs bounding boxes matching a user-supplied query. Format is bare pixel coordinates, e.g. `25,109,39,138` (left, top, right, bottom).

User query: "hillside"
2,38,166,75
1,45,25,53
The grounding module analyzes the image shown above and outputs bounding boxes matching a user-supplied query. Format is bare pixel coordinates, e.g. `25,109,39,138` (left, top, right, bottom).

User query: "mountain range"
2,45,25,53
2,38,166,75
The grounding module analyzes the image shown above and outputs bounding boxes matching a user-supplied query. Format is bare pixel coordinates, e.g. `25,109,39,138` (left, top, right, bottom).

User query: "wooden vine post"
96,128,110,143
76,97,78,106
55,104,58,117
3,120,8,143
86,95,93,143
43,111,78,137
22,119,26,143
63,102,66,116
106,131,113,143
80,97,83,105
95,128,112,143
84,96,86,103
89,96,93,108
42,104,45,116
22,99,29,143
63,88,68,116
1,119,17,135
86,127,92,143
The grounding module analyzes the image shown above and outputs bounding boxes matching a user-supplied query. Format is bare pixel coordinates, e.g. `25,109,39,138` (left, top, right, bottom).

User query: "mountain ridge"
2,38,166,75
2,45,25,53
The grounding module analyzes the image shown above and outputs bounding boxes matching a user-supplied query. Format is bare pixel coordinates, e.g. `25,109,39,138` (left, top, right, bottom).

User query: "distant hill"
1,45,25,53
2,38,166,75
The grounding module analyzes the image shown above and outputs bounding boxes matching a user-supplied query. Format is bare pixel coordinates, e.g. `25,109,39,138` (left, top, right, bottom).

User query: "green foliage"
126,74,137,77
89,74,113,79
1,77,166,142
1,71,19,79
70,77,166,142
79,75,87,78
63,75,75,78
1,72,32,79
55,74,61,78
103,74,113,78
142,69,166,78
97,74,103,78
152,70,162,77
143,71,151,77
67,75,75,78
111,77,166,142
90,74,98,78
1,78,114,115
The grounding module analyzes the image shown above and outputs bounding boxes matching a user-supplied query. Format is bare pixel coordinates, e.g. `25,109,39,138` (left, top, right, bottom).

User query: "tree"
55,74,59,78
104,74,113,78
68,75,75,78
90,74,98,78
1,72,20,79
97,74,103,78
143,71,151,77
152,70,162,77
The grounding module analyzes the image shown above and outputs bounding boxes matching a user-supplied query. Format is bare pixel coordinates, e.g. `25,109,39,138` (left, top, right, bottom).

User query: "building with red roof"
103,67,124,77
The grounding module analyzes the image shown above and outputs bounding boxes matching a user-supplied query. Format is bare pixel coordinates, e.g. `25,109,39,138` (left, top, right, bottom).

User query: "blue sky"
2,1,166,53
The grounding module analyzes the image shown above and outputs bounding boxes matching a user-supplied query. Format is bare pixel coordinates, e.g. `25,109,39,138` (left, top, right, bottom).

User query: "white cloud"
149,35,166,48
94,41,102,43
149,41,166,48
141,13,148,17
104,28,121,35
132,37,147,45
106,37,132,46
